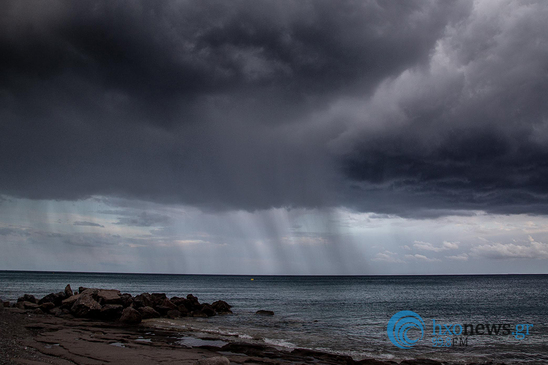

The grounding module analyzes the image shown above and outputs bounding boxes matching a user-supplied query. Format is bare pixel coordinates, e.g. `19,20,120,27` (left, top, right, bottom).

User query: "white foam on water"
263,338,297,349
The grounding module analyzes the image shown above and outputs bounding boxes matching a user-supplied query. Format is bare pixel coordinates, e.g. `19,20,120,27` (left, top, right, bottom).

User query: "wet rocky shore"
5,284,232,324
1,286,509,365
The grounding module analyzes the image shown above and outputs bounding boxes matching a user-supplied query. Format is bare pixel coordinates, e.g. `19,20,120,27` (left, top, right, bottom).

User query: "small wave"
263,338,297,349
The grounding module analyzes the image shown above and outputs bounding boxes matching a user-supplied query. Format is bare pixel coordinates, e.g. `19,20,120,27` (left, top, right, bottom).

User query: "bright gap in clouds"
1,196,547,275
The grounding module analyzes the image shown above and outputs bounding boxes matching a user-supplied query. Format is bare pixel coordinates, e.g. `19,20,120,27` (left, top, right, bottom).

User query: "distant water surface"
1,272,547,364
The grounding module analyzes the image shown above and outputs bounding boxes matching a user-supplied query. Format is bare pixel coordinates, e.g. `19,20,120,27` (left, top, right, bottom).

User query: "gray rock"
26,301,39,309
200,303,216,317
195,356,230,365
120,293,133,308
256,310,274,316
211,300,232,314
186,294,200,309
17,301,39,310
172,297,193,311
50,307,64,317
96,289,122,305
177,304,189,316
71,293,101,317
99,304,124,320
166,309,182,319
40,302,56,313
133,293,153,308
65,284,73,297
79,288,99,296
119,307,142,324
40,292,67,306
17,294,37,304
61,293,81,307
155,298,178,315
192,310,208,318
150,293,168,307
138,306,160,319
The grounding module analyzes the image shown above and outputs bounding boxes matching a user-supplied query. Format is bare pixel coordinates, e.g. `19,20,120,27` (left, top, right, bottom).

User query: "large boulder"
79,288,99,296
150,293,168,307
186,294,200,309
177,304,189,316
155,298,178,315
71,293,101,318
119,307,142,325
133,293,154,308
211,300,232,314
200,304,216,317
17,294,37,304
64,284,73,297
40,292,67,306
16,301,39,310
39,302,56,313
138,306,160,319
99,304,124,320
120,293,133,308
61,293,81,308
96,289,122,305
172,297,193,311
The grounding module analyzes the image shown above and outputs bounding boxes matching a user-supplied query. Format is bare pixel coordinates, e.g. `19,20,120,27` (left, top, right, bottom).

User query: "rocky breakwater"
13,284,232,325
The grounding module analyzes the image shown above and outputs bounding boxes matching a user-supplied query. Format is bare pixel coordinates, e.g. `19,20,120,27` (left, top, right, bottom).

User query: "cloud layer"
2,0,548,217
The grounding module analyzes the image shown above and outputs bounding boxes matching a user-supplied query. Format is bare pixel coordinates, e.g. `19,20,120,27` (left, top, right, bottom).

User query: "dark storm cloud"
1,0,548,217
337,0,548,216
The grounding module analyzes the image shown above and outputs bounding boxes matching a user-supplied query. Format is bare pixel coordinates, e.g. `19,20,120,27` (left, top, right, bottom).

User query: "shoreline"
0,307,508,365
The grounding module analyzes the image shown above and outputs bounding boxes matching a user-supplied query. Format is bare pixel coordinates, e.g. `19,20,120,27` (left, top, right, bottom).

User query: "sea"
1,271,547,364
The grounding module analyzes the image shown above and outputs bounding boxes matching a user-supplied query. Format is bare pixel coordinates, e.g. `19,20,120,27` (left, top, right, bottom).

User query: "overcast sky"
2,0,548,274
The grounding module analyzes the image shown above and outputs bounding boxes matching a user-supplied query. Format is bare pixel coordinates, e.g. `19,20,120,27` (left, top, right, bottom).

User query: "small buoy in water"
251,278,254,281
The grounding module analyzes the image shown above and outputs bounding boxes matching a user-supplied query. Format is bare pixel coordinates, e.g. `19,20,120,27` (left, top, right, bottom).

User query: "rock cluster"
14,284,232,325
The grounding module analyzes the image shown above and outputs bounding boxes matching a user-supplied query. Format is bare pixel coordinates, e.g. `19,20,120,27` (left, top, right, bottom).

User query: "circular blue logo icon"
387,311,425,349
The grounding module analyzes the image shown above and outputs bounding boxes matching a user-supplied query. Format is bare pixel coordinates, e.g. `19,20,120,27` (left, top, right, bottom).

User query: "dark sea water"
1,271,547,364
